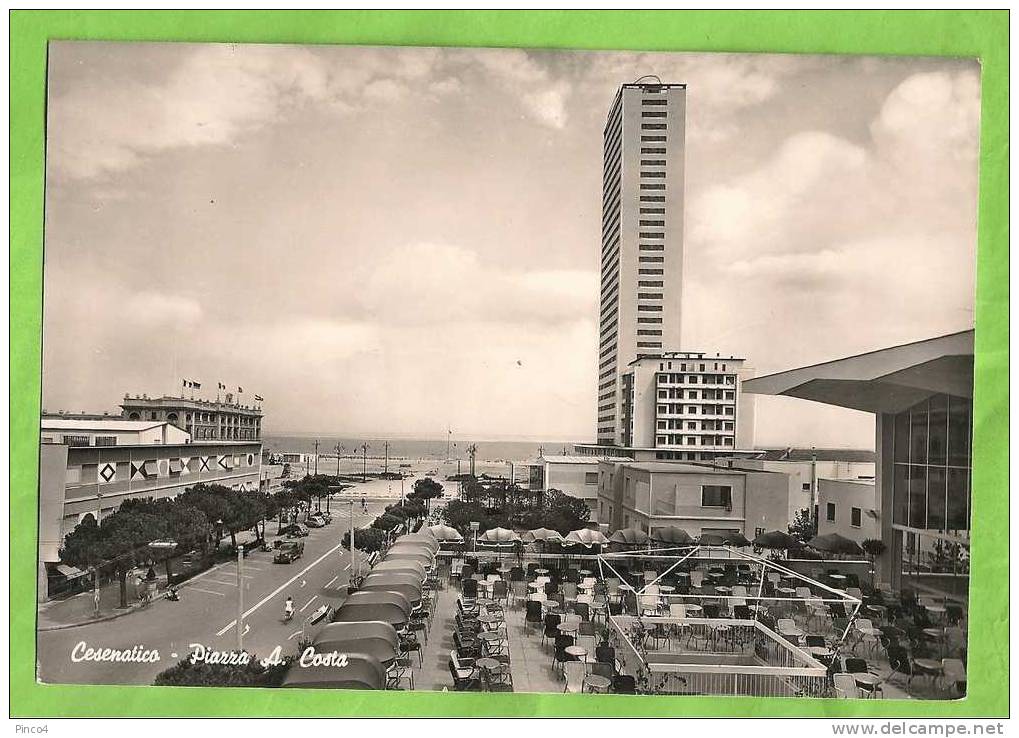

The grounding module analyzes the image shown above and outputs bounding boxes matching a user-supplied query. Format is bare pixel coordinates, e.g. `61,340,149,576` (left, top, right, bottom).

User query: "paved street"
36,500,390,686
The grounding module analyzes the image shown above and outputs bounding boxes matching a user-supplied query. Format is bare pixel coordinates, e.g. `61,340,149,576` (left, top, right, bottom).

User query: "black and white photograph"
37,41,978,699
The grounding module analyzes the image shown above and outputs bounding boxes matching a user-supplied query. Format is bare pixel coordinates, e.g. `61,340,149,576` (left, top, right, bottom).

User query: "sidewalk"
38,530,262,631
38,573,166,630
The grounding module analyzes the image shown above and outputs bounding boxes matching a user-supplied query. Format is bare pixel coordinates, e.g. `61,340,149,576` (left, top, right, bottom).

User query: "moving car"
274,541,305,564
306,515,326,529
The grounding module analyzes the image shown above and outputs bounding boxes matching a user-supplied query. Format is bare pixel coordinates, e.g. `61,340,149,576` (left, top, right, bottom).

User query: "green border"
10,10,1008,718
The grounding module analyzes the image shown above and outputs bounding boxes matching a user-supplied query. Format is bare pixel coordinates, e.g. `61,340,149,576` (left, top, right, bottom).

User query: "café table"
565,645,587,662
558,622,579,635
585,674,612,694
915,658,945,686
476,657,504,691
853,672,884,697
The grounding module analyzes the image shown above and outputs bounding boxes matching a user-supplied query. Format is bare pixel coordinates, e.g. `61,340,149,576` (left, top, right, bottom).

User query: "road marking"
215,541,347,636
325,576,338,588
300,595,318,613
188,586,228,597
287,630,303,641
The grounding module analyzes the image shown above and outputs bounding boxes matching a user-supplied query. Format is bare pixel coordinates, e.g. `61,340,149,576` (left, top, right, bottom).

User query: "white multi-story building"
620,351,755,461
597,79,687,447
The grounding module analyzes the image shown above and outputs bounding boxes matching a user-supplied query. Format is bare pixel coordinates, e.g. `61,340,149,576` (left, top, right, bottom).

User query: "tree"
342,527,385,555
371,513,404,532
410,477,444,511
788,508,816,542
177,485,231,556
153,652,268,687
98,508,168,608
59,514,104,588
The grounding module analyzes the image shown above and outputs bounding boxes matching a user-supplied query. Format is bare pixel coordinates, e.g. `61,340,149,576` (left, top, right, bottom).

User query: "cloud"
125,292,203,326
49,44,332,181
466,49,572,129
352,242,597,327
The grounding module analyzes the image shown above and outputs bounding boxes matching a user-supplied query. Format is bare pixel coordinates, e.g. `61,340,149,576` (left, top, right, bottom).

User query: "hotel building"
120,393,262,441
597,79,687,447
743,330,973,601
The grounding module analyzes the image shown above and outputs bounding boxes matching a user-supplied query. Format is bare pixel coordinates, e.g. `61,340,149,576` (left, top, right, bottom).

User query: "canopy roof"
309,636,399,666
343,590,413,615
315,620,400,647
358,581,421,604
372,560,426,579
384,550,433,565
281,652,385,690
363,572,423,590
742,330,973,414
332,602,409,629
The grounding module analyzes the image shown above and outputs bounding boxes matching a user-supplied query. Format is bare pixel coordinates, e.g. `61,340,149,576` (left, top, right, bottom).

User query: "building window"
94,436,117,447
640,123,667,130
826,503,836,522
585,472,599,485
640,135,667,142
641,111,667,117
851,507,862,528
802,482,811,492
62,435,91,447
701,485,732,508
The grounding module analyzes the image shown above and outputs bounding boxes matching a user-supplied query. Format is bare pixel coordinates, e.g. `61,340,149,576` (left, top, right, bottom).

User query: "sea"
262,435,577,465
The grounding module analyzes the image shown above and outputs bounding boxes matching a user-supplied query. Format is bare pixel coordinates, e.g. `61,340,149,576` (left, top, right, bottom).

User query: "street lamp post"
236,545,245,651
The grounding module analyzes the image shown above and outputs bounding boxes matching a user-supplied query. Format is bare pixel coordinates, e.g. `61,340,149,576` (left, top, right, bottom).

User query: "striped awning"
56,564,86,578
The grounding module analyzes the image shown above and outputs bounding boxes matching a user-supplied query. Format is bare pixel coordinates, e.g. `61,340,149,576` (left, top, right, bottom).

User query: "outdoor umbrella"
281,653,386,690
521,528,563,543
697,533,727,546
426,524,463,542
807,533,865,556
478,527,521,543
608,527,650,546
651,526,694,545
564,528,609,547
753,530,803,550
722,531,752,547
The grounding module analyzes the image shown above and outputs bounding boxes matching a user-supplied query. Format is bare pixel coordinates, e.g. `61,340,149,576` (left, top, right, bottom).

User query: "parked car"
273,540,305,564
280,523,309,538
305,515,326,529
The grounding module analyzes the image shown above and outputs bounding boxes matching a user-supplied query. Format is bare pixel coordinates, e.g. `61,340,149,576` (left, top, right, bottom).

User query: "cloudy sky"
43,43,979,446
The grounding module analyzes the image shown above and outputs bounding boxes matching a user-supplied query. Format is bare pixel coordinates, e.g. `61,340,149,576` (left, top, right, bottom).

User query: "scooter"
283,608,294,623
165,587,180,602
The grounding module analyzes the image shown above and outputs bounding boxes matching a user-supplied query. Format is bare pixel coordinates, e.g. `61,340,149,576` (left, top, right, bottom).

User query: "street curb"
38,600,155,632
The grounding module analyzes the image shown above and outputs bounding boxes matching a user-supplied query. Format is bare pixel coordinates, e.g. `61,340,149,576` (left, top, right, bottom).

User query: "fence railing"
609,614,830,698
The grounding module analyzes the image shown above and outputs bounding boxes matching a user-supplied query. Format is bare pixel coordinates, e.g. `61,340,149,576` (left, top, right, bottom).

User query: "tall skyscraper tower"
597,78,687,446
